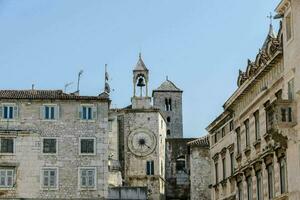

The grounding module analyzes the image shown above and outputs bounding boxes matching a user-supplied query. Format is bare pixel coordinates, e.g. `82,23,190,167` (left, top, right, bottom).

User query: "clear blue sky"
0,0,281,137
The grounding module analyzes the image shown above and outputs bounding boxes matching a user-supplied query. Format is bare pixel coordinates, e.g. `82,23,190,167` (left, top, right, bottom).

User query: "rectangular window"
0,169,14,188
247,176,252,200
286,13,292,41
0,138,14,154
238,181,243,200
43,138,57,154
244,119,250,147
80,168,96,188
44,105,55,120
80,138,95,154
280,158,287,194
146,160,154,175
221,127,225,138
236,128,241,154
267,164,274,199
254,111,260,140
215,162,218,184
288,79,294,100
214,133,218,144
222,157,226,180
230,152,234,175
80,105,97,120
42,168,57,188
266,108,274,131
256,170,263,200
2,105,16,120
229,121,234,132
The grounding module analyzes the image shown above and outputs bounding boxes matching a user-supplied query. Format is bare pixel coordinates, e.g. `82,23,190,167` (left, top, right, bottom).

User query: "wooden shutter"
92,105,97,120
13,105,18,119
55,105,60,120
0,105,2,119
40,106,45,119
78,105,83,119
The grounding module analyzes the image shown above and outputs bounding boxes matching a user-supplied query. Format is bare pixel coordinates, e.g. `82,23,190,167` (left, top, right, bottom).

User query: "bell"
137,77,146,87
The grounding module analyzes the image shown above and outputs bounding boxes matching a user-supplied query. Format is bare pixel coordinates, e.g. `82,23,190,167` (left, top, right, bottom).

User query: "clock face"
128,130,157,157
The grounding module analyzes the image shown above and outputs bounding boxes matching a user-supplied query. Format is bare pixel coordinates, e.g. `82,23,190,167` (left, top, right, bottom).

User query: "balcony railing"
265,99,297,131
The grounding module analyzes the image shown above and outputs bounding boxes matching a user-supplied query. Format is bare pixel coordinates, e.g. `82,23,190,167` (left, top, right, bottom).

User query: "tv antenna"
77,70,84,93
64,82,73,93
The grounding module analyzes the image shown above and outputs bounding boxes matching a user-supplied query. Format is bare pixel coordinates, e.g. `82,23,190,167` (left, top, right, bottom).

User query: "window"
146,160,154,175
229,121,234,132
108,120,113,132
80,138,95,154
165,98,172,111
254,111,260,140
247,176,252,200
0,138,14,154
221,127,225,138
288,79,294,100
266,107,274,131
236,128,241,154
43,138,57,154
79,168,96,188
267,164,274,199
230,152,234,175
244,119,250,147
238,181,243,200
80,105,97,120
222,157,226,180
280,158,287,194
214,133,218,144
167,129,171,136
167,117,171,123
281,107,293,122
43,105,57,120
256,170,263,200
176,158,185,171
42,168,57,189
215,162,218,184
286,13,292,41
1,104,17,120
0,169,14,188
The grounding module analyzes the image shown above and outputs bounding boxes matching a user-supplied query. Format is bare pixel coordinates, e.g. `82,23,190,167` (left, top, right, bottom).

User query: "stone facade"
207,1,300,200
165,138,195,199
0,90,110,199
153,80,183,138
188,136,211,200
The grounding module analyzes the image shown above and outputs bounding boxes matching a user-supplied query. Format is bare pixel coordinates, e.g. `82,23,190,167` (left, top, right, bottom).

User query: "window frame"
42,104,59,121
146,160,154,176
279,158,287,194
80,104,97,121
40,167,59,190
78,167,97,190
246,176,253,200
42,137,58,155
256,170,263,200
0,137,15,155
244,119,250,147
267,164,274,199
1,103,17,121
254,110,260,141
79,137,96,155
0,168,15,188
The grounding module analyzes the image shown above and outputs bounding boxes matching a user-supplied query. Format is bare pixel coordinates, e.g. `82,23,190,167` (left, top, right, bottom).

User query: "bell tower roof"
153,78,182,93
134,53,148,71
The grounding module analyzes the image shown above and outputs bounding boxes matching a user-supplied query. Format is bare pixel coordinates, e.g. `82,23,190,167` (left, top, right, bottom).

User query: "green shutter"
55,105,60,120
92,105,97,120
13,105,18,119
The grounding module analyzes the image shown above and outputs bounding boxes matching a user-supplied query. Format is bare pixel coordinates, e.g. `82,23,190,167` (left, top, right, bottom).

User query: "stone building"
165,138,195,199
188,136,211,200
108,55,167,200
207,1,300,199
0,90,110,199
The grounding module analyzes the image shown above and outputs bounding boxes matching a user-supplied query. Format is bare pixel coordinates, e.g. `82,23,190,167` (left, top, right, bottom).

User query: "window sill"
80,120,96,123
41,119,58,122
0,119,17,122
273,193,288,200
0,153,15,156
42,153,57,156
41,187,58,191
253,139,261,149
244,146,251,156
79,187,97,191
79,153,96,156
0,187,15,190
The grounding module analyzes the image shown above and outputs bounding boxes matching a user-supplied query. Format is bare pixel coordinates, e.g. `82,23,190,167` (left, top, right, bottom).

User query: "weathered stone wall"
190,146,211,200
0,99,109,199
153,92,183,138
165,138,195,199
122,110,166,200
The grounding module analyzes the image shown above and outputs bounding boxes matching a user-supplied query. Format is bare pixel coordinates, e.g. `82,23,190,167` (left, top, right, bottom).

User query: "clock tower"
122,54,166,200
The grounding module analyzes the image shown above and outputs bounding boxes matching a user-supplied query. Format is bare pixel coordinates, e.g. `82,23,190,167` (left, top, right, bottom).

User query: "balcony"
264,99,296,148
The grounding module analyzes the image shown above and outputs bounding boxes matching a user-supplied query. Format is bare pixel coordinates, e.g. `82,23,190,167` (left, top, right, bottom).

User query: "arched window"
167,117,171,123
168,98,172,111
165,98,172,111
176,156,186,171
167,129,171,136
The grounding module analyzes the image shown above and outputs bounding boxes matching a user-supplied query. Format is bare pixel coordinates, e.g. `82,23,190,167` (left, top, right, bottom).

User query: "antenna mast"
77,70,84,93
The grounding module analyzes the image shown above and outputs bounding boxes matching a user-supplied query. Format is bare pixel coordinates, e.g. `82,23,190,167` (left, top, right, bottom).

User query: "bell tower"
132,53,151,109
